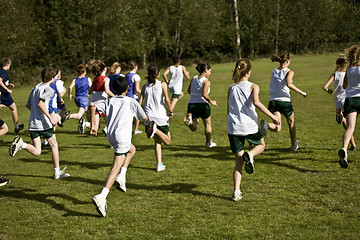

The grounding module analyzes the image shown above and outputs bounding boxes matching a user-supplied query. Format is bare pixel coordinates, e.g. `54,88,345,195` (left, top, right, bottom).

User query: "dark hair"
172,55,180,64
77,64,87,74
196,63,211,74
347,45,360,66
335,55,348,72
233,58,252,82
112,76,128,95
91,60,106,76
52,64,61,75
271,51,290,63
42,66,57,83
128,60,137,70
146,64,160,85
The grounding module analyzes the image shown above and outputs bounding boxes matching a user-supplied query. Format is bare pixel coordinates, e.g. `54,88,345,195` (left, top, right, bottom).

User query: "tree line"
0,0,359,70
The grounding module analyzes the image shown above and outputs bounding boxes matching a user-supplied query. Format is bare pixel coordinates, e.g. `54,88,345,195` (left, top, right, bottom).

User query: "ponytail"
196,63,211,74
146,64,160,85
233,58,251,82
271,51,290,63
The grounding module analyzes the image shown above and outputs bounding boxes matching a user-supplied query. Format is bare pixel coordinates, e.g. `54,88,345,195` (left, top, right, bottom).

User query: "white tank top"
334,71,346,104
143,80,169,126
168,65,183,94
189,75,210,103
227,81,258,135
345,66,360,98
269,67,291,102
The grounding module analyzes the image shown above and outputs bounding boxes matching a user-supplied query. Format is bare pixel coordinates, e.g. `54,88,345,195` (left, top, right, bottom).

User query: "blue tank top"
75,77,89,97
108,73,120,95
125,72,136,98
49,78,59,109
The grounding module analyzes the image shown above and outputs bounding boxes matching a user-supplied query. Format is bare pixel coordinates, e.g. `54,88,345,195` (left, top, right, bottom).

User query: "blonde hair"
232,58,251,82
346,45,360,66
109,62,121,75
334,55,348,72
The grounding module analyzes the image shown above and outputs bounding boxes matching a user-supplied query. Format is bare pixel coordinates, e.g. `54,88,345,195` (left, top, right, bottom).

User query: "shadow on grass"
0,187,98,217
127,182,229,201
17,157,110,170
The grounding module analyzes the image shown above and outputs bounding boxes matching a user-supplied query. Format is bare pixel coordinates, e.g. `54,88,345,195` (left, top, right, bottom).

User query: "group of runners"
1,44,360,217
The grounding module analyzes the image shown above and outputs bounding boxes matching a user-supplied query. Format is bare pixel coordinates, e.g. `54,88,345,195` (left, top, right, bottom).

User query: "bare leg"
122,144,136,168
70,107,86,120
233,150,244,191
203,116,212,144
267,111,282,132
342,117,357,149
249,138,266,157
154,130,171,145
286,112,296,146
134,119,141,132
9,103,19,125
24,137,42,157
104,155,126,189
342,112,357,150
154,136,163,165
0,123,8,136
46,134,59,168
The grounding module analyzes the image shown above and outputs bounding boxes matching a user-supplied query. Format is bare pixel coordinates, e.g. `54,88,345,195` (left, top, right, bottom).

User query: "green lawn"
0,54,359,239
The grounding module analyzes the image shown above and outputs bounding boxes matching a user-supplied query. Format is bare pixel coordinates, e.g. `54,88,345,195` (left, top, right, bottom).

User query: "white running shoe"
338,148,348,168
156,164,166,172
183,113,193,126
206,140,217,148
92,194,107,217
243,151,254,174
291,140,300,152
260,119,268,137
147,122,157,139
9,136,23,157
232,191,243,201
133,130,143,135
78,118,85,134
53,167,70,180
115,176,126,192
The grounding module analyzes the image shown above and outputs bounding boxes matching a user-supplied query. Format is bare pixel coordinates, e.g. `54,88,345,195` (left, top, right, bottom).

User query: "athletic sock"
44,139,48,145
99,187,110,199
54,167,60,175
119,167,127,179
234,190,241,194
85,122,91,128
21,142,27,149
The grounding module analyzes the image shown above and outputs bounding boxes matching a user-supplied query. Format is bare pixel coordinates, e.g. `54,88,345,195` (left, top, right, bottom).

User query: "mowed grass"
0,54,359,239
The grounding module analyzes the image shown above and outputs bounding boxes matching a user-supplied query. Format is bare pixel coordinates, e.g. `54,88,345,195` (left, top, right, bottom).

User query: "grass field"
0,54,359,239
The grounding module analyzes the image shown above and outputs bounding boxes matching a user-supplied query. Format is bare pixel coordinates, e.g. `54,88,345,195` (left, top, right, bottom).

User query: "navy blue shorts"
0,93,14,106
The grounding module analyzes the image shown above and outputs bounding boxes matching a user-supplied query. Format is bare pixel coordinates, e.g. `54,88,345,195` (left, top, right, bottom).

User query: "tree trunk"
233,0,241,59
275,0,280,53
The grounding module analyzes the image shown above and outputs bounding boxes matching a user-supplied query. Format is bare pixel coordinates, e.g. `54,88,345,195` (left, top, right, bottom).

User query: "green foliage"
1,54,360,239
0,1,359,72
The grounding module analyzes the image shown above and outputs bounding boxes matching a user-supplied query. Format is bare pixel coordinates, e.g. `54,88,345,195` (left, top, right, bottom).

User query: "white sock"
248,152,254,159
85,122,91,128
99,187,110,199
119,167,127,179
21,142,27,149
54,167,60,175
44,139,48,145
234,190,241,194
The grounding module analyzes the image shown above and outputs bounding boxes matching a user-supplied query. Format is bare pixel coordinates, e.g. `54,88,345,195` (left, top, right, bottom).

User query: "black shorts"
187,103,211,119
0,93,14,106
0,119,4,128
